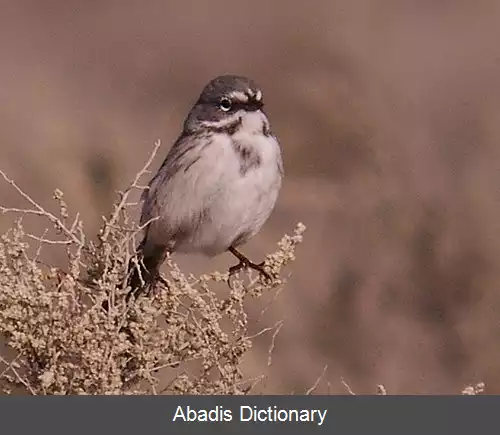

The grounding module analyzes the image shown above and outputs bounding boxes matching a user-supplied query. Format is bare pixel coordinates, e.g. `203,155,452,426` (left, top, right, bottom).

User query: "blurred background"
2,0,500,394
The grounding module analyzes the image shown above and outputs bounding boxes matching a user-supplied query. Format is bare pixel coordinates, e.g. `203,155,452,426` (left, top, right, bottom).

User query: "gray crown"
197,75,261,104
184,75,264,133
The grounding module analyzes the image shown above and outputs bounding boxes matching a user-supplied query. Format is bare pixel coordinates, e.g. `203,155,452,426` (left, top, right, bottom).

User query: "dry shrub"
0,141,306,395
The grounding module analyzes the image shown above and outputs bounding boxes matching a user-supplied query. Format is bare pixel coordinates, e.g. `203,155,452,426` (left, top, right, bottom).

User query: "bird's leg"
228,246,272,282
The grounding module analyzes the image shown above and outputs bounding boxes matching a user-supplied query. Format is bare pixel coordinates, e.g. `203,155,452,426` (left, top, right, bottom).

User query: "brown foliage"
0,144,305,394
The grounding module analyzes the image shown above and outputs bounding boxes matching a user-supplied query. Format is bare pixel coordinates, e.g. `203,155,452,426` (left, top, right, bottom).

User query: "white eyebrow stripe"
255,90,262,101
227,91,249,102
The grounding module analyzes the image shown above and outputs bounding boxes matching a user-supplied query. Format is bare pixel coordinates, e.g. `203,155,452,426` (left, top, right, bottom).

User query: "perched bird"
127,75,283,299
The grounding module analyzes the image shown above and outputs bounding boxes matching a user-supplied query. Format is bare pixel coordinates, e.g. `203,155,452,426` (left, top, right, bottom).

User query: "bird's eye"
219,98,232,112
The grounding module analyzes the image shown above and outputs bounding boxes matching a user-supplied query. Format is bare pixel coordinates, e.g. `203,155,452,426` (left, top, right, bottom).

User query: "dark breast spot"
232,140,262,175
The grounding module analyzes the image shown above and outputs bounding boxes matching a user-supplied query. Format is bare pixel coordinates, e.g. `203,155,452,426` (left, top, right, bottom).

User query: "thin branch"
100,139,161,242
26,233,73,245
0,169,83,246
0,355,36,395
305,364,328,395
341,377,356,395
241,374,266,394
267,320,283,367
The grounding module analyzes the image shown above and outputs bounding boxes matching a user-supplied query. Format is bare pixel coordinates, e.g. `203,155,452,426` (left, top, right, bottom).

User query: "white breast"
175,110,283,255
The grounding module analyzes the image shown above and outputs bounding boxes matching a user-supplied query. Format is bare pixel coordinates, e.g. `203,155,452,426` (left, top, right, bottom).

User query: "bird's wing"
139,132,205,226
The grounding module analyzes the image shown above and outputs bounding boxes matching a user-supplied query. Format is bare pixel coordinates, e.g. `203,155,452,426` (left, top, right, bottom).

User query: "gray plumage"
128,75,283,294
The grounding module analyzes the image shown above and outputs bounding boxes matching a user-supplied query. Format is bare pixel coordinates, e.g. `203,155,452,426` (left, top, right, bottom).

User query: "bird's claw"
228,259,272,287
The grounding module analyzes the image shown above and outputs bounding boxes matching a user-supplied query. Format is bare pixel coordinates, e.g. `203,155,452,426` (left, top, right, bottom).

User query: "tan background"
2,0,500,394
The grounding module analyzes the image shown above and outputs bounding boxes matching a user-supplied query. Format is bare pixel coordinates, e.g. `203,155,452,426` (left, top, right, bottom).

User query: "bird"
126,74,283,300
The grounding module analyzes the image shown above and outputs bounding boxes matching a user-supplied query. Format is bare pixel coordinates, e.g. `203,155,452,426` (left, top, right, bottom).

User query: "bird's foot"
228,247,272,285
229,259,271,282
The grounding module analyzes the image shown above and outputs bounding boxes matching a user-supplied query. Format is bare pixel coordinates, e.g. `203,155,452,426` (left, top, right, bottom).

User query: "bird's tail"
125,240,168,301
100,235,168,312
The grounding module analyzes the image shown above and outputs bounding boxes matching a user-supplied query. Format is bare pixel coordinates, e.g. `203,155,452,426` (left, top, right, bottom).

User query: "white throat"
238,110,268,135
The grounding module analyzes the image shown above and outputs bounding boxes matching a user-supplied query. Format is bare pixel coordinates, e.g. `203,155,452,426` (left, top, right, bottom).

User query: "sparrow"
127,74,283,299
